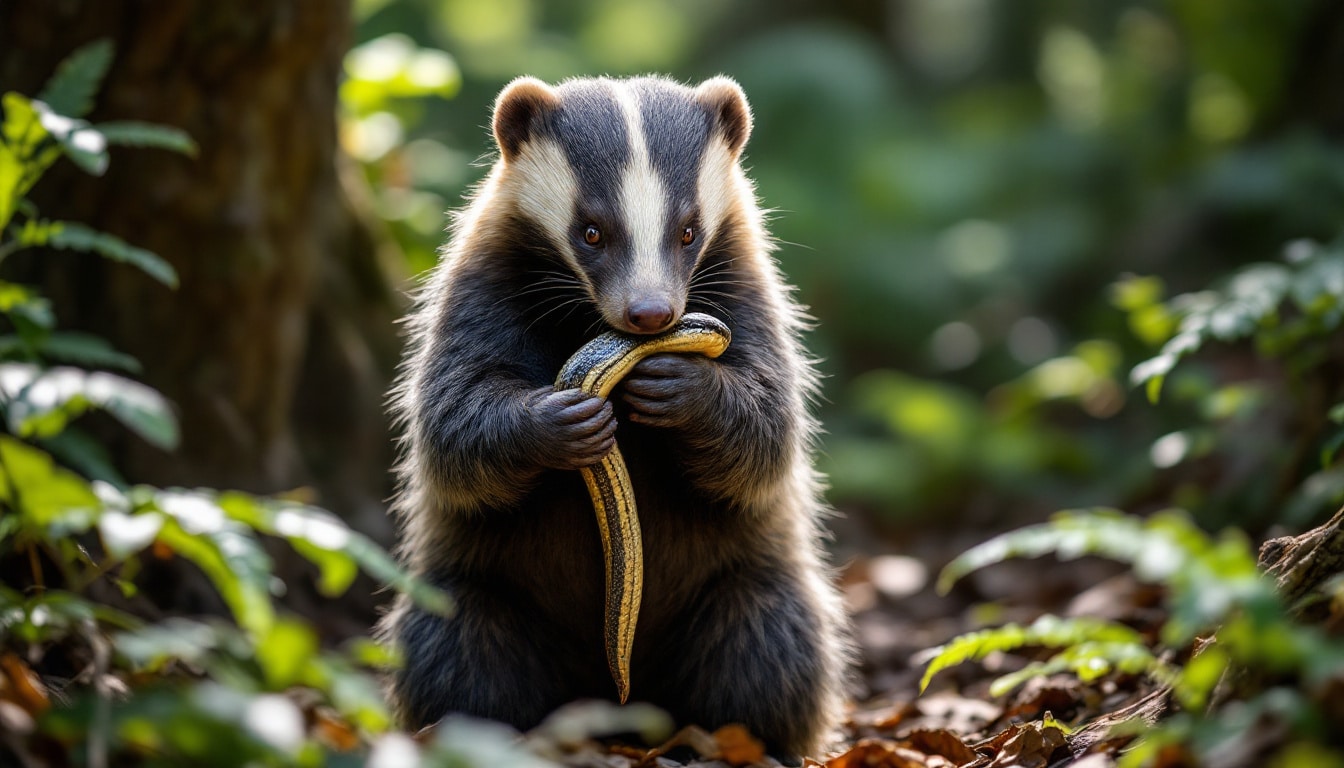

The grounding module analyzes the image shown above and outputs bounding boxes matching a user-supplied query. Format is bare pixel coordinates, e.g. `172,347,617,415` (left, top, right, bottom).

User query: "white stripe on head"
613,83,671,294
696,136,737,250
497,136,592,291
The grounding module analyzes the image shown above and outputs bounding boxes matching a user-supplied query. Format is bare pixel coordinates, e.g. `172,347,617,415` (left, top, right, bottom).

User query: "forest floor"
506,520,1175,768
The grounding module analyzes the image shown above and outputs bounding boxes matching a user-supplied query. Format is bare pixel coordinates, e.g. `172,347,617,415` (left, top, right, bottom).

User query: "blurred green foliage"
342,0,1344,532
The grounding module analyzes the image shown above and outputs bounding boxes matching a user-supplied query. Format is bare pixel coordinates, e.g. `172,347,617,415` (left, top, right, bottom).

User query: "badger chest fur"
380,75,846,760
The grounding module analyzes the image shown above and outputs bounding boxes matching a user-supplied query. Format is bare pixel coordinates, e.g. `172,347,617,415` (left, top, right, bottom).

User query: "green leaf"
152,491,275,637
1323,428,1344,467
1,590,139,645
11,216,63,248
115,617,235,671
216,492,453,614
37,39,114,119
1130,354,1175,403
937,508,1138,594
0,435,99,532
38,429,127,486
0,93,57,231
38,332,141,372
1,92,43,150
32,103,108,176
40,221,179,287
1329,401,1344,425
312,654,394,732
0,281,55,333
937,508,1277,651
97,508,165,559
255,617,319,689
987,641,1171,697
95,121,197,156
1175,643,1230,711
1110,275,1165,312
0,363,179,449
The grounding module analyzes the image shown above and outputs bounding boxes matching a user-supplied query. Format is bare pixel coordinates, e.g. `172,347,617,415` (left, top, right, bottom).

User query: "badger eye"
681,226,695,246
583,224,602,246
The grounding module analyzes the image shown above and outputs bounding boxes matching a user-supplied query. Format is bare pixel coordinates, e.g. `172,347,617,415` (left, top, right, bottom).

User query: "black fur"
381,76,844,762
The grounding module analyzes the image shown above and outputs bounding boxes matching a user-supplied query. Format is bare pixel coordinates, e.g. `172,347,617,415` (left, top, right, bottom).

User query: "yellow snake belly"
553,312,731,702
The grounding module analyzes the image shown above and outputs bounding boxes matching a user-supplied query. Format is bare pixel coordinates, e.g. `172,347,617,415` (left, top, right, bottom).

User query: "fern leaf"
41,221,178,287
937,508,1140,594
37,39,114,119
919,614,1144,692
987,641,1174,697
95,121,197,156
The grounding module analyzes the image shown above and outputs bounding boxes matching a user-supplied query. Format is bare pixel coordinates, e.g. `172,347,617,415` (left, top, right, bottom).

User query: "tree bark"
0,1,405,544
1259,507,1344,622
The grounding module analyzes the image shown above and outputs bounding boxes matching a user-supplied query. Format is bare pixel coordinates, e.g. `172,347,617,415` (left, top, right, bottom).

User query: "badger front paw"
620,353,718,428
524,388,617,470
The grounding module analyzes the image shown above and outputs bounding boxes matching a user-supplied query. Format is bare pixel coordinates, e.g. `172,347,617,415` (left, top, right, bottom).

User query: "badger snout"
624,297,676,334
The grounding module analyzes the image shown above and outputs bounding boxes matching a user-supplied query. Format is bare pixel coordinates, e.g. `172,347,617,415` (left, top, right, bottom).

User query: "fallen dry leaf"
1004,676,1085,722
712,724,767,766
899,729,979,766
1149,743,1198,768
639,723,768,767
848,700,920,734
0,653,49,717
902,692,1001,739
824,738,932,768
978,721,1068,768
313,709,361,751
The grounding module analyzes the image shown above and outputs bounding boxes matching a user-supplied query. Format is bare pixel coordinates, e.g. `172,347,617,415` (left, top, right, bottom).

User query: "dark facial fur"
378,75,849,761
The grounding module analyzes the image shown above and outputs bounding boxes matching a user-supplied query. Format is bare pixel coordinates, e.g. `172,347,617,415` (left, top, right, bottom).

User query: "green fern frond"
1129,243,1344,403
919,614,1144,692
988,641,1176,697
937,508,1140,594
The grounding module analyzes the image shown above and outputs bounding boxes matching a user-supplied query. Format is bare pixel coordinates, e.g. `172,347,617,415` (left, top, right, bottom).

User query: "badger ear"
492,76,560,162
696,76,752,157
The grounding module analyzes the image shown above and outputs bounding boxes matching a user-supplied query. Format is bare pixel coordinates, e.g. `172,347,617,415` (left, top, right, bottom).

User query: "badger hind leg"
382,580,581,732
647,565,843,763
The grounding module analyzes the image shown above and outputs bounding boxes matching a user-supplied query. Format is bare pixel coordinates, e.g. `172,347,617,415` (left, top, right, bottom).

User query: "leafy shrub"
0,39,470,767
917,227,1344,764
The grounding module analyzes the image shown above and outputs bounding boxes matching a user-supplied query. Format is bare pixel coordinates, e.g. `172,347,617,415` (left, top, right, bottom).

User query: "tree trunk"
0,1,406,546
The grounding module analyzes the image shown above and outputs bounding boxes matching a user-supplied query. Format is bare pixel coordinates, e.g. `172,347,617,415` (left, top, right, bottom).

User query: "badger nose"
625,299,674,334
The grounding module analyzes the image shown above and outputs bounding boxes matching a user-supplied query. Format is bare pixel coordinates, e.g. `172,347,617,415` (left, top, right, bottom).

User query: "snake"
553,311,731,703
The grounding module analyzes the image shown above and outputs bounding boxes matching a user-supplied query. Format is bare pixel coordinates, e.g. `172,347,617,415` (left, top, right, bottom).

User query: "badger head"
490,75,753,335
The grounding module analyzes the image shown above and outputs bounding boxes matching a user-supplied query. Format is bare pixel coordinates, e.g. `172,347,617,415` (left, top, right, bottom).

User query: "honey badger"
380,75,847,760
